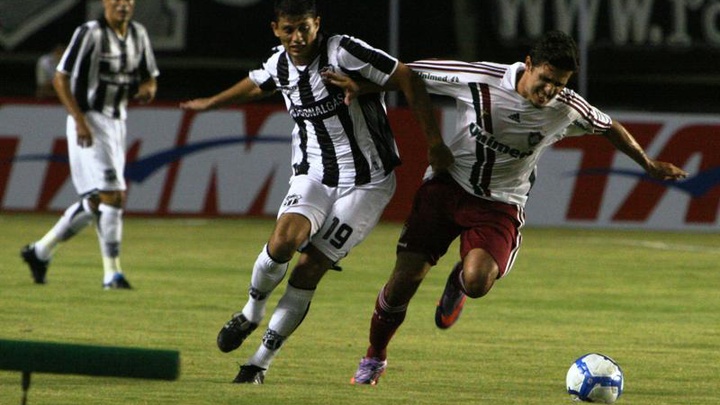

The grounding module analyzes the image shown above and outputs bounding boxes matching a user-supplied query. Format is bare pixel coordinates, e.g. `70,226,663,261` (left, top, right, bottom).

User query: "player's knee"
287,255,330,289
267,236,301,262
463,268,497,298
98,191,125,208
84,194,101,212
269,214,311,260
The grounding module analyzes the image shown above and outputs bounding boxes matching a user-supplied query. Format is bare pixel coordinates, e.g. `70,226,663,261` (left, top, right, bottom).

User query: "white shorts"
278,173,396,263
67,111,127,196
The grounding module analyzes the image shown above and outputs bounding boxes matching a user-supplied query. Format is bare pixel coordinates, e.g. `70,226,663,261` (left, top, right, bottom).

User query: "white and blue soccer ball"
566,353,624,403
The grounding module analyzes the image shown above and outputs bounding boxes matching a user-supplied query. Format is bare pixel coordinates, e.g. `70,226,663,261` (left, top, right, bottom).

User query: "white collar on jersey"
501,62,526,91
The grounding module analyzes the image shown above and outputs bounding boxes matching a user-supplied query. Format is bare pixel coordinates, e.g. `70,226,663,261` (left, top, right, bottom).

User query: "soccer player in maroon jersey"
325,30,687,385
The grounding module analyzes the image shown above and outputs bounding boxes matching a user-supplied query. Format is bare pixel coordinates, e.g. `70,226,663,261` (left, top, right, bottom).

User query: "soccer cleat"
21,244,49,284
103,273,132,290
217,312,258,353
233,364,265,384
350,357,387,385
435,262,467,329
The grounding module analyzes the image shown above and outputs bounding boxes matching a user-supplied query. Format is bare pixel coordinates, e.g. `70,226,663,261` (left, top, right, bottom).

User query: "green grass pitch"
1,214,718,404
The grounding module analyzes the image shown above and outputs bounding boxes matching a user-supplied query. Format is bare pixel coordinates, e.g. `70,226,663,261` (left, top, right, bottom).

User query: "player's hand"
321,68,359,106
428,142,454,173
75,117,93,148
646,160,688,181
134,80,157,104
179,98,214,111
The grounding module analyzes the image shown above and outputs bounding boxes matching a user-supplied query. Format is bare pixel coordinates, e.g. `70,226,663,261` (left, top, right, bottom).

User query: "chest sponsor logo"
289,93,345,121
469,122,533,159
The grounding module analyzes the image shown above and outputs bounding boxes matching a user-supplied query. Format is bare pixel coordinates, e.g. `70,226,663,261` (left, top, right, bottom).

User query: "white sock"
102,257,122,284
34,200,94,260
247,284,315,369
241,244,289,323
96,203,123,283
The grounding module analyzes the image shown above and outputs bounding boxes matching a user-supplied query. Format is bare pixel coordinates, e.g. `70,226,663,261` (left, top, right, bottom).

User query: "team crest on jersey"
279,84,298,95
528,131,544,147
282,194,302,207
104,169,118,182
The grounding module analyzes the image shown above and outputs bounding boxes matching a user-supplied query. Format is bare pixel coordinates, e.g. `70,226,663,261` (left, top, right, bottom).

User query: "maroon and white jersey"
408,60,612,207
249,33,400,188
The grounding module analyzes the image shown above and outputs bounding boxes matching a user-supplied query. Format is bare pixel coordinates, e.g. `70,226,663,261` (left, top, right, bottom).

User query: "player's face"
518,57,573,108
272,14,321,65
104,0,135,26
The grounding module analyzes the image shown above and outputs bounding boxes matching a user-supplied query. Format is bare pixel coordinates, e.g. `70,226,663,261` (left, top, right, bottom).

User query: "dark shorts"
397,173,524,277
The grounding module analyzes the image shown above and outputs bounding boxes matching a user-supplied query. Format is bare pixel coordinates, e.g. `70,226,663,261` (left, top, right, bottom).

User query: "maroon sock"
366,286,407,360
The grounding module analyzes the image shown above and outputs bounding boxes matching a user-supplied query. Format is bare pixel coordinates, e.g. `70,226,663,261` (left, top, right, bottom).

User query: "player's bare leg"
459,248,499,297
435,248,498,329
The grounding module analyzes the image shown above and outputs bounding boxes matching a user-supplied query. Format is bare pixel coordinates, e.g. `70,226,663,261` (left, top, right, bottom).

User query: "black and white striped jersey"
249,33,400,187
408,59,612,207
57,18,159,120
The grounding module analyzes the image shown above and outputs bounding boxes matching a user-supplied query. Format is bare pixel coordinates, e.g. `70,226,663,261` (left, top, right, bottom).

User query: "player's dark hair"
529,30,579,72
273,0,317,21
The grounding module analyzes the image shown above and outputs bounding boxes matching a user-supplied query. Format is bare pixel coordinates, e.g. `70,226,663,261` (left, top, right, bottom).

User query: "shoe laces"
226,313,251,332
355,357,386,381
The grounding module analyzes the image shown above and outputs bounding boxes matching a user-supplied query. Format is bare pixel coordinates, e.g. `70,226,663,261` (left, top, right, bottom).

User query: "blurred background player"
35,43,65,99
21,0,159,289
181,0,452,384
325,30,688,385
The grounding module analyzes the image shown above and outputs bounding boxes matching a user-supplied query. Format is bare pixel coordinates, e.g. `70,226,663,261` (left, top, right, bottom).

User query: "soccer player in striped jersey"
333,30,687,385
180,0,452,384
21,0,159,289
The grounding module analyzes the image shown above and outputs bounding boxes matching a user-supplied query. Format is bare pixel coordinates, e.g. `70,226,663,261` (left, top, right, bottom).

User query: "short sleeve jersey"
408,60,612,207
57,19,159,120
248,33,400,187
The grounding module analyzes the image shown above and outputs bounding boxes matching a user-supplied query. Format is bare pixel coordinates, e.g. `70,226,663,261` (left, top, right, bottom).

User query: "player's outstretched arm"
385,63,454,172
179,77,269,111
604,119,688,181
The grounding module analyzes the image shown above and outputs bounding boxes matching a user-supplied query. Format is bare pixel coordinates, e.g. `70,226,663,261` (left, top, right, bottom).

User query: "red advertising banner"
1,100,715,230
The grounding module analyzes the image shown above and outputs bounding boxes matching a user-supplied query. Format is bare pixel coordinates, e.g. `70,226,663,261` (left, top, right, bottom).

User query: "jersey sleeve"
334,35,398,86
406,59,473,98
57,24,92,74
137,24,160,80
558,89,613,137
248,48,280,92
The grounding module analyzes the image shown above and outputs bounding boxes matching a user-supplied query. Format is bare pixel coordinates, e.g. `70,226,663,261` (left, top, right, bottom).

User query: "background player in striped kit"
21,0,159,289
180,0,453,384
324,30,688,385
